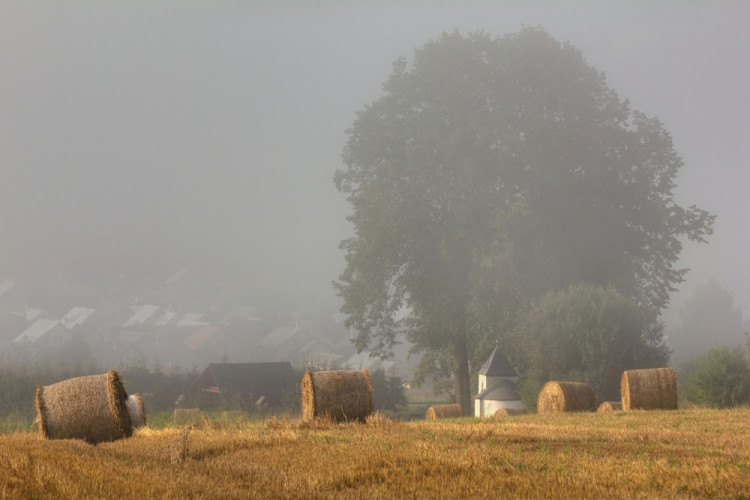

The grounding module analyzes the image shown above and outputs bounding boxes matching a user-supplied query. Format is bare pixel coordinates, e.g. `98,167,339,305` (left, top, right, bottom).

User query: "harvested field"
1,408,748,498
221,410,247,420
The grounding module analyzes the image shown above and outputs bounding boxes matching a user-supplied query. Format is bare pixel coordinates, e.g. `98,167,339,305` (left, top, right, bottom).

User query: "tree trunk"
453,333,471,417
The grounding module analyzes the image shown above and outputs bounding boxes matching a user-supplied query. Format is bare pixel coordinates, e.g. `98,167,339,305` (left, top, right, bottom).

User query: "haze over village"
1,1,749,386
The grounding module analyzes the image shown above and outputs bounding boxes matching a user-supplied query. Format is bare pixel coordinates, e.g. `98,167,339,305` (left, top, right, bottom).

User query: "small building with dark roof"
192,362,298,407
474,347,524,417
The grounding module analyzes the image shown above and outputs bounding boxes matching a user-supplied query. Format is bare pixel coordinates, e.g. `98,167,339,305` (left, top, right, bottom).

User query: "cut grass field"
1,408,748,499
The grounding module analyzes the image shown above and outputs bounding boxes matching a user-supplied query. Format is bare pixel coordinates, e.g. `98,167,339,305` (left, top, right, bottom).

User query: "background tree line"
0,363,409,420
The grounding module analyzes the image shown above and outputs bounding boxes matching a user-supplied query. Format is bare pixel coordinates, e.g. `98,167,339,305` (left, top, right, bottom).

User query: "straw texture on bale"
425,404,463,420
301,369,373,422
621,367,678,411
126,393,147,429
597,401,623,412
537,381,596,414
35,370,132,444
492,408,527,417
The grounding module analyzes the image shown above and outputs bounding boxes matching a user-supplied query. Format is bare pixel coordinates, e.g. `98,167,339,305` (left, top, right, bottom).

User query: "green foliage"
670,280,746,365
0,365,99,419
179,390,249,412
411,347,456,400
334,28,713,412
683,346,750,408
369,368,408,411
0,411,35,434
140,411,175,430
388,403,433,421
508,283,670,407
0,372,38,418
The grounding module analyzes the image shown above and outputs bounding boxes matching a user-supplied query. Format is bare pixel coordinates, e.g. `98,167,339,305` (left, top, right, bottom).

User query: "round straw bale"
126,393,147,429
597,401,623,412
537,381,596,414
301,369,372,422
35,370,132,444
425,404,463,420
621,367,677,411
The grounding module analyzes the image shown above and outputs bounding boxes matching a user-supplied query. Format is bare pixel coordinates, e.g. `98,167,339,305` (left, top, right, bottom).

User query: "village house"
474,347,525,417
191,362,298,407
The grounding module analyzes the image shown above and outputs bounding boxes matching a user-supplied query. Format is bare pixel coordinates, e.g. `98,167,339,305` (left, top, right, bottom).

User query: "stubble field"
1,408,748,499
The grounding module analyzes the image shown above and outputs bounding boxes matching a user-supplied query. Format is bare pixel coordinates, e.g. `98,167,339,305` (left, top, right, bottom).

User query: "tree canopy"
334,28,714,414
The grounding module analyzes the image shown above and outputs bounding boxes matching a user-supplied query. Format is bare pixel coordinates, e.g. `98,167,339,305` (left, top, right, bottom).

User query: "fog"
2,1,749,320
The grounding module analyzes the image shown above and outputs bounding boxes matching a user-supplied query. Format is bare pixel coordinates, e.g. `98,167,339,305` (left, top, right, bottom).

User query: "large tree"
334,28,713,414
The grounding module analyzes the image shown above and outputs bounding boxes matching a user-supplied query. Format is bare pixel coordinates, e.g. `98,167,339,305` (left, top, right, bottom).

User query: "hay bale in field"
425,404,463,420
301,369,372,423
492,407,527,417
126,393,147,429
537,381,596,414
597,401,623,412
35,370,132,444
621,367,677,411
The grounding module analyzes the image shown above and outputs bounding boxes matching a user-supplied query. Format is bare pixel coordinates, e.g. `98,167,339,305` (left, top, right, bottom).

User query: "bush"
0,365,97,418
508,283,670,408
369,368,408,412
683,346,750,408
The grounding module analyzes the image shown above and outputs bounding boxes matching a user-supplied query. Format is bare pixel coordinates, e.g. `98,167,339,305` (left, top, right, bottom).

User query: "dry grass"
172,408,203,426
221,410,247,420
537,381,597,414
622,367,678,411
301,369,373,423
1,408,749,498
169,427,192,465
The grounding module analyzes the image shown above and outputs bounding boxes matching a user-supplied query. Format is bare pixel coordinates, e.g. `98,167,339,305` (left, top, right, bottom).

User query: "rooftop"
479,347,517,378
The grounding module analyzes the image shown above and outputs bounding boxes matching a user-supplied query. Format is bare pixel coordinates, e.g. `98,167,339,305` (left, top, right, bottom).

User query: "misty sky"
1,1,748,317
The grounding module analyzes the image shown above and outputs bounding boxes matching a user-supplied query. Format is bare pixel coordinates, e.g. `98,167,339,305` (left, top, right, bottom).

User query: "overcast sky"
1,1,748,316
